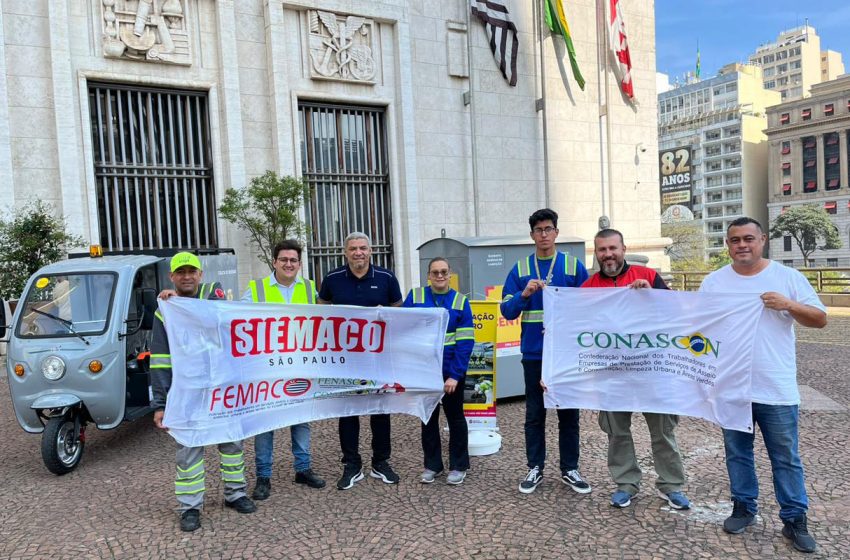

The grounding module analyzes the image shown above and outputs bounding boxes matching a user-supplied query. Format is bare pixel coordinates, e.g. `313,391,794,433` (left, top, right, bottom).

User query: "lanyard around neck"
533,252,559,285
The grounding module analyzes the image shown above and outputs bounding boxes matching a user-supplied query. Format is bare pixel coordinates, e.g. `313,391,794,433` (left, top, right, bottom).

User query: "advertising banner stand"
463,301,502,455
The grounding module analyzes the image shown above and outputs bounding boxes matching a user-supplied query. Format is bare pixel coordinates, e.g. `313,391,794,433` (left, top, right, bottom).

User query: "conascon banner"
541,288,763,432
159,297,448,447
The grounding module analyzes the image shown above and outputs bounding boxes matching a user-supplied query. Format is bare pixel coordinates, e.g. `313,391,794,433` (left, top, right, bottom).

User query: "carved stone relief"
308,10,376,83
101,0,192,66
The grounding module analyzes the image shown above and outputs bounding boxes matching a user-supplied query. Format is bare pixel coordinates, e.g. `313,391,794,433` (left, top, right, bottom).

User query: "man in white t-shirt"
700,217,826,554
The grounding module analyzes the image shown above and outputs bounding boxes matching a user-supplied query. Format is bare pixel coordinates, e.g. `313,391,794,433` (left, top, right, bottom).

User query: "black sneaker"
252,476,271,500
561,469,592,494
295,469,327,489
224,496,257,514
370,461,400,484
519,466,543,494
337,464,364,490
180,509,200,532
782,515,817,553
723,500,756,534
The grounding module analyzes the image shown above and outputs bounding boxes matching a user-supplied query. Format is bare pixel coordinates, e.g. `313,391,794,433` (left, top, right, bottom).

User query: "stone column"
840,130,848,190
817,133,826,192
791,137,803,193
265,2,293,177
0,4,14,207
214,0,246,222
767,140,780,200
49,0,87,239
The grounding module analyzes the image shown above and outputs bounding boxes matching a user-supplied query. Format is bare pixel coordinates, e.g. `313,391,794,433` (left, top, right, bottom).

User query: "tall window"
298,102,393,283
88,83,216,251
825,132,840,190
802,136,817,192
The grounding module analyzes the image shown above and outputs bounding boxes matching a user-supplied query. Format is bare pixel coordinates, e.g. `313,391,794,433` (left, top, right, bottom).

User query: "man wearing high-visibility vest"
242,240,326,500
151,252,256,532
500,208,591,496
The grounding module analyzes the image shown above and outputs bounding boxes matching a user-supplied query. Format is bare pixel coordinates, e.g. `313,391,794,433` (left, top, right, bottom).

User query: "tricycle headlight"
42,356,66,381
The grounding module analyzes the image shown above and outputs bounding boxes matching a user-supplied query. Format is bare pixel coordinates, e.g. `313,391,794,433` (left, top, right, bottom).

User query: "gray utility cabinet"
417,235,586,398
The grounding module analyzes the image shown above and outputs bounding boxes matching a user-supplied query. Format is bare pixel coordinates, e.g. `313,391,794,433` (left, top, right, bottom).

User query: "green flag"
544,0,586,90
696,45,701,79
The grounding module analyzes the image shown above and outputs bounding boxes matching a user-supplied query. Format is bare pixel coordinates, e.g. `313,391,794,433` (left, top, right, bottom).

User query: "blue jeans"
254,423,311,477
523,360,580,473
723,403,808,521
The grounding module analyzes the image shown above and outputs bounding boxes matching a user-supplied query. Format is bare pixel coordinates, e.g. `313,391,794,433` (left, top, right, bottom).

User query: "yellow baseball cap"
170,252,203,272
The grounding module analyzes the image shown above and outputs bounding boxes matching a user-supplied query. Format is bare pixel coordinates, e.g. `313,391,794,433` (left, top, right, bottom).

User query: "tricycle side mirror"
137,288,157,331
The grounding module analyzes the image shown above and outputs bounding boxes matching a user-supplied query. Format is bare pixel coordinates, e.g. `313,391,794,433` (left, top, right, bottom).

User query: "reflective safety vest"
410,287,473,347
509,252,579,324
248,276,316,304
154,282,221,324
150,282,223,408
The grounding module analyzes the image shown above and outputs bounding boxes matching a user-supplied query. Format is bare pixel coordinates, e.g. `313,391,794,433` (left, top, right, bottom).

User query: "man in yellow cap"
150,252,256,532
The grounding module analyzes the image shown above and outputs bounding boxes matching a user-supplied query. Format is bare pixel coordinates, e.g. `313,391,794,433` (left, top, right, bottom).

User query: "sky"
655,0,850,81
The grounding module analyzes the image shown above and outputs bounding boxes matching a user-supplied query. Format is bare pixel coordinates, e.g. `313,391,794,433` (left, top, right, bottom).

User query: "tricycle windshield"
16,273,117,338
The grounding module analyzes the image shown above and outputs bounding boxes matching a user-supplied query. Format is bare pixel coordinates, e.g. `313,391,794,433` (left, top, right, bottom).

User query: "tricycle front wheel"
41,413,85,475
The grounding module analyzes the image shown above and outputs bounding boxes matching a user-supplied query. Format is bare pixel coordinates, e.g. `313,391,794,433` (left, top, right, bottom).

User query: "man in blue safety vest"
500,208,592,496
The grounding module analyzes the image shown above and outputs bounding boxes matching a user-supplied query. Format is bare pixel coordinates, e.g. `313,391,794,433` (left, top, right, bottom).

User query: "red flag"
609,0,635,101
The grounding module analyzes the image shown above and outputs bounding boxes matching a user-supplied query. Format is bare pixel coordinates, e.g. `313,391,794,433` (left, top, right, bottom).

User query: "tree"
218,171,309,269
662,221,705,262
0,201,85,300
707,252,731,269
770,204,841,267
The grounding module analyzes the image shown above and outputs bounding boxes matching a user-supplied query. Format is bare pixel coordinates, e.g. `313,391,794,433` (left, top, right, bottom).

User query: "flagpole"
604,1,615,226
466,6,481,236
596,0,614,224
536,0,552,208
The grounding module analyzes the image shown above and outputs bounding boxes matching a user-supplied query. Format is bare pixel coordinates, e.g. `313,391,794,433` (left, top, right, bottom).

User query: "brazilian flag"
544,0,586,90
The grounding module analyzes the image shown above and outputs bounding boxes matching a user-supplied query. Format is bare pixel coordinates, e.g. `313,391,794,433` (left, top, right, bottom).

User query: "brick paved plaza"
2,318,849,559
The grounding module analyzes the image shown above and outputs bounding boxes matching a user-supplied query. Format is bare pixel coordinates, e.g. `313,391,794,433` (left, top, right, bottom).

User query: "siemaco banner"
541,288,764,432
159,297,448,447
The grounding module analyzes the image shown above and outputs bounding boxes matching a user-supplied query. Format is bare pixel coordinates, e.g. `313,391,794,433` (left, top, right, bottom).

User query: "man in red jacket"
582,229,690,510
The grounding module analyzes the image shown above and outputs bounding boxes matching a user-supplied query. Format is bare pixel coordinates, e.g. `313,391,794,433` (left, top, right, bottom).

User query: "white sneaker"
447,470,467,485
518,466,543,494
420,469,441,483
561,469,592,494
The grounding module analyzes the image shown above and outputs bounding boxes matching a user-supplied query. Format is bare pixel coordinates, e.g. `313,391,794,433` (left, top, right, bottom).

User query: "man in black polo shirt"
318,232,404,489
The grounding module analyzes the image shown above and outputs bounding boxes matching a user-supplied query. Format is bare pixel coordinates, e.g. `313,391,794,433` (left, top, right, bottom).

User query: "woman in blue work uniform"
403,257,475,485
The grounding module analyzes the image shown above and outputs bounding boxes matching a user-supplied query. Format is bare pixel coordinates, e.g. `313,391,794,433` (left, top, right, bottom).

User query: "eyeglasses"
275,257,300,264
429,269,451,278
532,226,557,236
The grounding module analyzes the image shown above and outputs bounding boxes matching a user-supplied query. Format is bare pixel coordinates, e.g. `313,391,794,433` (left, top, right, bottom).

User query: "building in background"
821,50,845,83
748,25,844,102
0,1,667,292
658,63,780,260
765,75,850,266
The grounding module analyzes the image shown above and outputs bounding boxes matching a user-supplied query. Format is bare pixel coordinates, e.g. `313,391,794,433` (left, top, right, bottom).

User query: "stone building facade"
766,75,850,267
0,0,665,290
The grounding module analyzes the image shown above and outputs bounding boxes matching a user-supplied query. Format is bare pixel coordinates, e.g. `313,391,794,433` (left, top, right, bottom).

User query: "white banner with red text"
542,287,764,432
159,297,448,447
